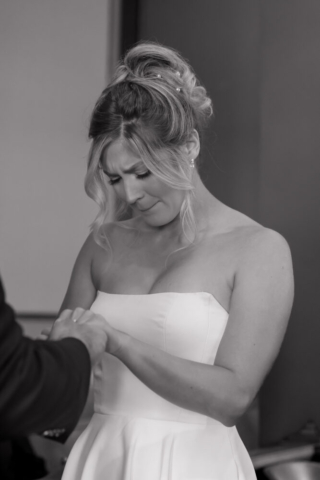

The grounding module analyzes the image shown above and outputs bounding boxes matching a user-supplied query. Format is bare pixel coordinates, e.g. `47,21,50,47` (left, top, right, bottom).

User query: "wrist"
109,330,131,357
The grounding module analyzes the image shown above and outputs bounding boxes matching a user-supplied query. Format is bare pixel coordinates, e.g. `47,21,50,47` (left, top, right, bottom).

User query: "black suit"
0,277,91,476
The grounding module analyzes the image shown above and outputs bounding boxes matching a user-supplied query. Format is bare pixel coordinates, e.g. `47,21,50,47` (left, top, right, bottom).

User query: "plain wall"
258,0,320,444
0,0,120,312
138,0,320,445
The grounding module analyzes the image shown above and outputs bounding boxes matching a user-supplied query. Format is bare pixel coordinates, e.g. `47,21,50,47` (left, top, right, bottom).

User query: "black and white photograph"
1,1,320,479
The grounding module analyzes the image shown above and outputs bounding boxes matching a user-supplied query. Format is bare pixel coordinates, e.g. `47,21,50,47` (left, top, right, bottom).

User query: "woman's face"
100,139,185,227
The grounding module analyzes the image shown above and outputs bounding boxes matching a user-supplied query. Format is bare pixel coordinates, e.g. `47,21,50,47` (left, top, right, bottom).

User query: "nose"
123,177,144,205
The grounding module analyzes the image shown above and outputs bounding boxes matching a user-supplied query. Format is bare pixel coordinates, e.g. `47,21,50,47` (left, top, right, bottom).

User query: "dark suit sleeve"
0,279,91,441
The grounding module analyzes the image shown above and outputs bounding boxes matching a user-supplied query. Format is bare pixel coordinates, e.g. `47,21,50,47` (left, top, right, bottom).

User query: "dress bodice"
90,291,229,424
63,292,257,480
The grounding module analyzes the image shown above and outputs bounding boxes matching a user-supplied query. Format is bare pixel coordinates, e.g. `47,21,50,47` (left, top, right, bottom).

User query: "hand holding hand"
46,308,109,365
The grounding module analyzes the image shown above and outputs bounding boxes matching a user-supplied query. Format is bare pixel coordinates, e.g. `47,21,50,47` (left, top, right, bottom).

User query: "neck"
191,170,221,231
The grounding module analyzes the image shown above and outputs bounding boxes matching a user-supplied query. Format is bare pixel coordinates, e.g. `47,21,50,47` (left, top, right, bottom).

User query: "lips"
139,202,158,212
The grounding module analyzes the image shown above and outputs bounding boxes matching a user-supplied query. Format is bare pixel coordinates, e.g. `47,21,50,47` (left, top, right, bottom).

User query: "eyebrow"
102,162,146,176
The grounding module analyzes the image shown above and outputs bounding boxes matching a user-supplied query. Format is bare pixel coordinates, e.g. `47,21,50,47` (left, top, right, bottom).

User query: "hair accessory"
176,87,181,92
190,158,195,168
156,74,162,78
176,71,181,77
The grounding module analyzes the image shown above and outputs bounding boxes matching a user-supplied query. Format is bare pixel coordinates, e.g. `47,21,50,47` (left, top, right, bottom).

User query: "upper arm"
59,233,97,312
214,229,294,404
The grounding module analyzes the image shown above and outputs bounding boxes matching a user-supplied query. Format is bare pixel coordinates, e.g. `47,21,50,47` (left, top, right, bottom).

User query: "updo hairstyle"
85,42,213,247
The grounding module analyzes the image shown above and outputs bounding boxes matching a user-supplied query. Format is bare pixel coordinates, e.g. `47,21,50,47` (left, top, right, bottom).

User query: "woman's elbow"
208,389,253,427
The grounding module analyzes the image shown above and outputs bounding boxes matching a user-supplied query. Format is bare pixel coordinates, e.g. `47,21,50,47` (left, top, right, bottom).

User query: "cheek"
148,180,180,201
163,189,185,212
144,178,185,212
173,192,185,211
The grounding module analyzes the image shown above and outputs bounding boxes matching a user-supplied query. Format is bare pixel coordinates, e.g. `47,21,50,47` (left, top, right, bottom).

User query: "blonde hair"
85,42,213,247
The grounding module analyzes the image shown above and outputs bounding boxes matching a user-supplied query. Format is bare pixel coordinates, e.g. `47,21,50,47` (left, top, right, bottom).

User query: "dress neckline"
97,290,229,315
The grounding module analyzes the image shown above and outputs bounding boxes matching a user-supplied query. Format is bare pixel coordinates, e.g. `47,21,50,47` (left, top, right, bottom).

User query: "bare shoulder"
237,223,292,271
76,230,107,265
220,207,292,268
227,215,294,306
81,230,99,254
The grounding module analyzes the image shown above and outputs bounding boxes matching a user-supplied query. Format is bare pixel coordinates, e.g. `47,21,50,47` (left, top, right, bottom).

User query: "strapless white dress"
62,291,256,479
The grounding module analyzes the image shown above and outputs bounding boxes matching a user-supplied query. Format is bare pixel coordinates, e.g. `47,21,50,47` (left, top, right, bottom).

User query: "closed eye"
136,170,151,180
107,176,121,185
103,169,151,185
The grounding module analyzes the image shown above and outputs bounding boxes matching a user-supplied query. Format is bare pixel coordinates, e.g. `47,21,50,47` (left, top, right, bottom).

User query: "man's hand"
45,308,108,365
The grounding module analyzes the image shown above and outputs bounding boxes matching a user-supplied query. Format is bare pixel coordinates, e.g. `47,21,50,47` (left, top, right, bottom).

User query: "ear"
182,129,200,160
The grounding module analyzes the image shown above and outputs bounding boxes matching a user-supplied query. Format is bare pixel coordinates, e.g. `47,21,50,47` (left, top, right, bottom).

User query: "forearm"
113,333,248,426
0,335,91,439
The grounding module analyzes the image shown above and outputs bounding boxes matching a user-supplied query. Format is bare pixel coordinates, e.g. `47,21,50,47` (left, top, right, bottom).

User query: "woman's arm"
107,229,294,426
59,233,97,312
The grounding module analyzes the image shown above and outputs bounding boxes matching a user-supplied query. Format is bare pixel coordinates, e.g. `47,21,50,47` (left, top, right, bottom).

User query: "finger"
41,328,51,336
56,309,73,322
37,334,49,340
71,307,85,322
76,310,95,325
79,313,108,329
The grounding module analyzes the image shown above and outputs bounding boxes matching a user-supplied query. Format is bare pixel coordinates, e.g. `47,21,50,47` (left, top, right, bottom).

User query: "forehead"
101,139,143,172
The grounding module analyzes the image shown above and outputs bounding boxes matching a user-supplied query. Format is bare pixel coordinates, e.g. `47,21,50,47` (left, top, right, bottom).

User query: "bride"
60,42,294,479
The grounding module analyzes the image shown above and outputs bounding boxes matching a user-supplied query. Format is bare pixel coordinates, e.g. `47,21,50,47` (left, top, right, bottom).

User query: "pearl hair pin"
155,71,181,91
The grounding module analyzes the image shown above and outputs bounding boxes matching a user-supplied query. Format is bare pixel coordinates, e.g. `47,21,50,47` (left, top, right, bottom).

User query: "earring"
190,158,195,169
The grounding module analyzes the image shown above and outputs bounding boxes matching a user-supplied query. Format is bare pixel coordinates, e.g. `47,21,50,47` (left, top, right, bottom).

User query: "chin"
143,212,180,228
143,217,168,227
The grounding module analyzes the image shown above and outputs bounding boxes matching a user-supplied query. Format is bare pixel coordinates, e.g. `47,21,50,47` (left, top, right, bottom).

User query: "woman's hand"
37,329,50,341
40,305,129,357
41,308,111,365
103,321,130,356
